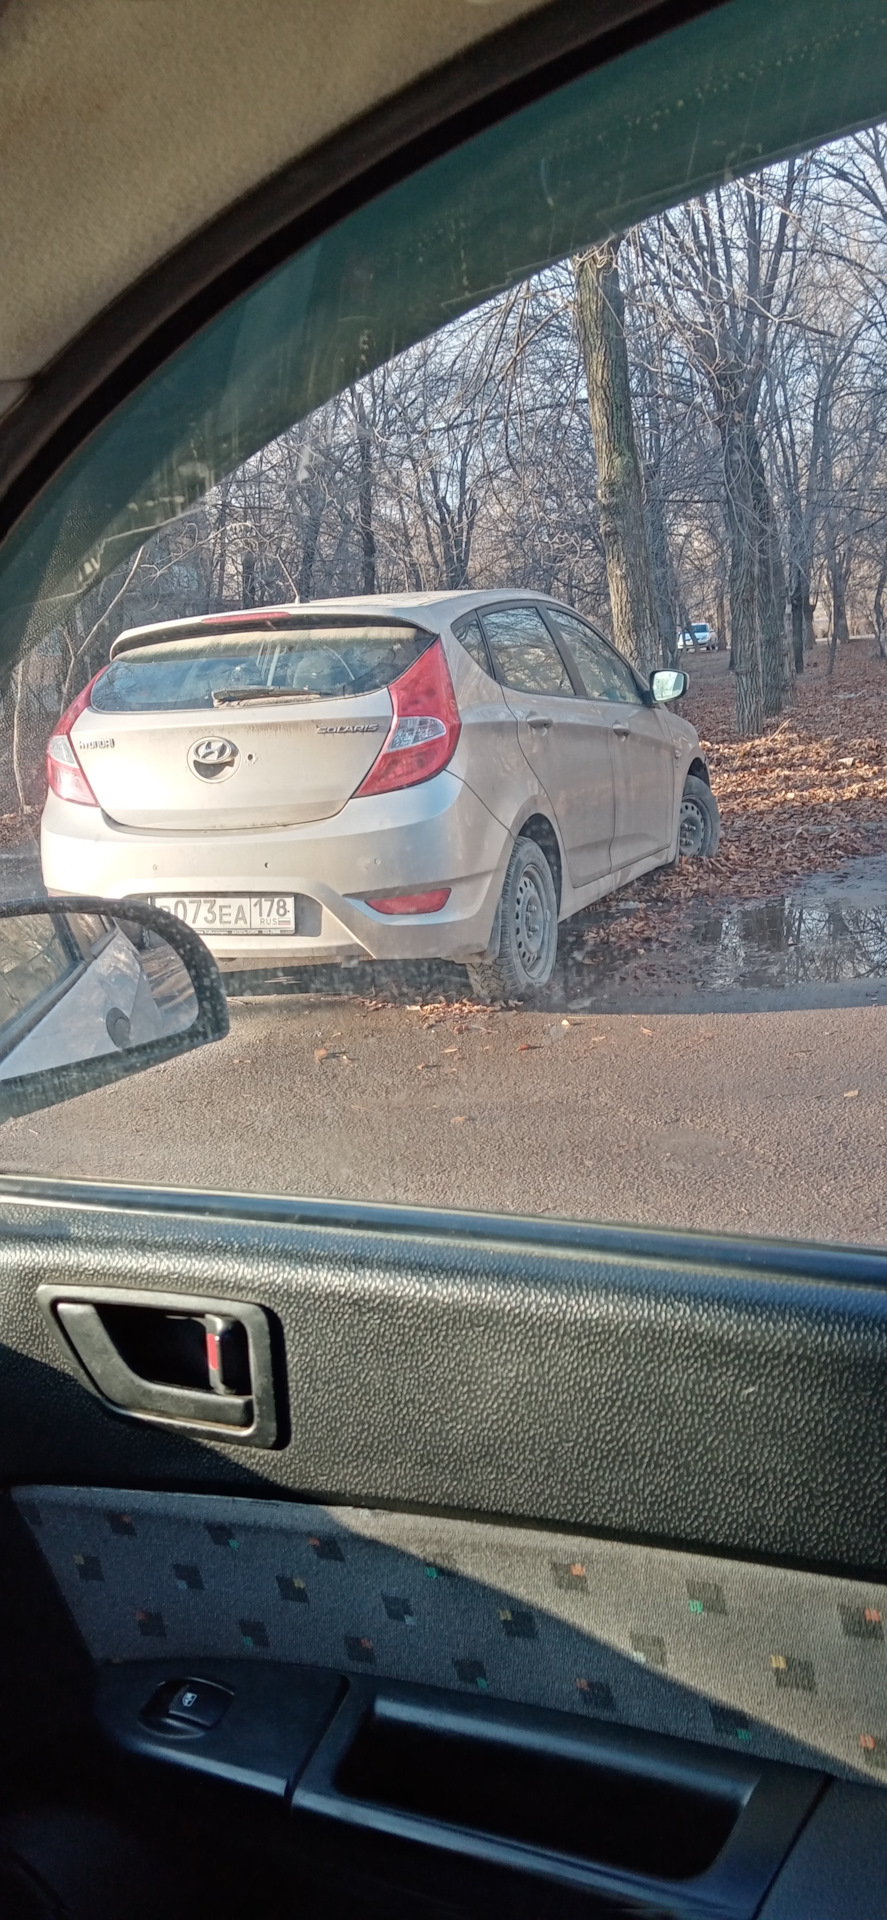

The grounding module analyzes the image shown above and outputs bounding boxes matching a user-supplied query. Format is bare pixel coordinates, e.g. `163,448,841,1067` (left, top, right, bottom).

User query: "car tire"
679,774,720,857
466,835,559,1001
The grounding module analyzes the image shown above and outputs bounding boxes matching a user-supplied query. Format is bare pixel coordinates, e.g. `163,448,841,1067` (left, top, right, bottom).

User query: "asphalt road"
3,986,885,1247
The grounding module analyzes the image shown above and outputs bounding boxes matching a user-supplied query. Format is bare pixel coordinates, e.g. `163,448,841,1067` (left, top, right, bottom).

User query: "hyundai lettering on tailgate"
153,895,297,933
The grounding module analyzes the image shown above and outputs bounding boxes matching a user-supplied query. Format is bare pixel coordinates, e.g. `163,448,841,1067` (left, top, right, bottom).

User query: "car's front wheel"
679,774,721,856
466,835,559,1001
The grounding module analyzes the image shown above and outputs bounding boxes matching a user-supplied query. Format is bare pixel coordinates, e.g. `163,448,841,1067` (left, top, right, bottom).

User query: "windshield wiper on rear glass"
210,685,323,705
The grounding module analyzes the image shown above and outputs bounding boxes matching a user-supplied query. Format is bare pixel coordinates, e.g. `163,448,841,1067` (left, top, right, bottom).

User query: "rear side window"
482,608,573,697
547,611,640,705
91,625,433,713
453,615,493,677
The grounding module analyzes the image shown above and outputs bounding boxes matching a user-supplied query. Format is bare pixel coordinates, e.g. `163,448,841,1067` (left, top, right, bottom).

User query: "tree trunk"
574,240,658,678
790,562,806,675
803,586,816,656
644,462,676,665
722,411,764,736
874,561,887,660
351,386,377,595
215,484,229,611
750,427,785,716
827,541,850,677
298,500,322,602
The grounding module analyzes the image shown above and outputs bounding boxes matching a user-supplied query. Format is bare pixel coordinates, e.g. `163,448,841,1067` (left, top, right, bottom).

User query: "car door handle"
526,714,552,732
612,722,630,738
38,1285,278,1446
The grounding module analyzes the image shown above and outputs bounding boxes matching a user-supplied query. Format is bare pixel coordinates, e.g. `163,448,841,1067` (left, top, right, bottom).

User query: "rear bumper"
41,773,512,964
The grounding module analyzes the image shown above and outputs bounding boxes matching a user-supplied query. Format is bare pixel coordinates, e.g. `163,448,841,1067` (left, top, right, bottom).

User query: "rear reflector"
355,639,460,796
371,890,451,915
46,672,105,806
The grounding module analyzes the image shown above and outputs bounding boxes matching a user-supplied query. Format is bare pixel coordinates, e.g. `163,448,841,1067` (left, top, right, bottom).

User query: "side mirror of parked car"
650,669,688,703
0,898,229,1121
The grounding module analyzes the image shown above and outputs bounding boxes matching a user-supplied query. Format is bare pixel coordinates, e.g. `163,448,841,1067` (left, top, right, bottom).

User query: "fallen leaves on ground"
581,643,887,968
670,643,887,902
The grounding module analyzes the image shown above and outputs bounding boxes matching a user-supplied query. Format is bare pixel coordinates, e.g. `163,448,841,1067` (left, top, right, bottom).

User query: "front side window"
548,612,640,705
0,0,885,1249
482,608,574,697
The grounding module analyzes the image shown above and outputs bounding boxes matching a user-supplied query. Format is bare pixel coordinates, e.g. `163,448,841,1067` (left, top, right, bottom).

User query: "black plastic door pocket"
37,1285,278,1446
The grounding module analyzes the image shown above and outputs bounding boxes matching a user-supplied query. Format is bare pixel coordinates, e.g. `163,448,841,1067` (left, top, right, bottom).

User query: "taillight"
355,639,461,797
371,889,451,915
46,673,104,806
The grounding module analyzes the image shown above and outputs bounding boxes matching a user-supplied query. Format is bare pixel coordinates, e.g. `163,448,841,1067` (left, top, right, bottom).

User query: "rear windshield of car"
91,625,433,712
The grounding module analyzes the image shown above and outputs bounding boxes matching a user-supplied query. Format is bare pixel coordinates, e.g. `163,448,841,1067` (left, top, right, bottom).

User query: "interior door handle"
612,722,630,737
38,1285,278,1446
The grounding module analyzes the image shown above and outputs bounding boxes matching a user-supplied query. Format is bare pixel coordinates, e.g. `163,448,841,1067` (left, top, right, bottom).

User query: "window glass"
91,626,431,712
453,616,493,678
482,608,574,697
0,0,886,1249
548,612,640,705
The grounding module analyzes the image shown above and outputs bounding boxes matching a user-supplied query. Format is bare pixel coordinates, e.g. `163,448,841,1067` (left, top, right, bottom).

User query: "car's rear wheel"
679,774,720,856
466,835,558,1001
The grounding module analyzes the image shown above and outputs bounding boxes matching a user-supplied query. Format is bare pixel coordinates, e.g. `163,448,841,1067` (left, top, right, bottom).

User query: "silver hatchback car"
41,590,719,997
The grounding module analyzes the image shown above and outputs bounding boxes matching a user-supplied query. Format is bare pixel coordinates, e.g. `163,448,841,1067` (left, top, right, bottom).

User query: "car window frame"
539,602,652,706
476,598,585,700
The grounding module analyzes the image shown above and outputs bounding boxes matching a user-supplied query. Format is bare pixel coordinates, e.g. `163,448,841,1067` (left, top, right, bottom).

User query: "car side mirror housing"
651,669,688,703
0,897,228,1121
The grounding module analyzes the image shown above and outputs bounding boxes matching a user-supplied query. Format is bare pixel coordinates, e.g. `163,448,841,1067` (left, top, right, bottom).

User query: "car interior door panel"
2,1184,887,1913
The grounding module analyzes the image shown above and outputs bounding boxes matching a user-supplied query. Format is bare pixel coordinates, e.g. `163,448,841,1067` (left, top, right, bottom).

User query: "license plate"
152,894,297,934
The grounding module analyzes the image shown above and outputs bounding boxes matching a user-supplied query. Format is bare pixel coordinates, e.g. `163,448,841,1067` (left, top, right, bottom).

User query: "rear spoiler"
109,611,437,662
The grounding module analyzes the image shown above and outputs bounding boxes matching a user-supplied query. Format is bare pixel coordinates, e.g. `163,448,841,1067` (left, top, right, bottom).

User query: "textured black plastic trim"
97,1658,344,1798
294,1678,822,1917
2,1182,887,1573
0,1170,884,1287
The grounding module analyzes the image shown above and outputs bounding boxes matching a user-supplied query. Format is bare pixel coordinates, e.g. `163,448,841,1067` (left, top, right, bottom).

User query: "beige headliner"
0,0,552,395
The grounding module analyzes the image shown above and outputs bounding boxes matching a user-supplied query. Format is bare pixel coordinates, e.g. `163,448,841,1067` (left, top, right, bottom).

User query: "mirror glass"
0,910,200,1082
650,670,687,703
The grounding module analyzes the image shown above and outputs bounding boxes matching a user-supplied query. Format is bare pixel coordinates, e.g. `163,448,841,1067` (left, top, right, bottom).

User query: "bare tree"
574,238,659,677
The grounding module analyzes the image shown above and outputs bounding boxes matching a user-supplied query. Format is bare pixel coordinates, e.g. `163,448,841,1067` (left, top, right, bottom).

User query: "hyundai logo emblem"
188,735,240,782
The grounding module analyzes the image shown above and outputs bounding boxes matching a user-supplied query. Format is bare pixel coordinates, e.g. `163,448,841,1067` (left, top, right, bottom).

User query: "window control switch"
145,1676,233,1732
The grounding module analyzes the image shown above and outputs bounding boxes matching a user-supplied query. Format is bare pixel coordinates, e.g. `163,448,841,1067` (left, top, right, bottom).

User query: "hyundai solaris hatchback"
41,591,719,997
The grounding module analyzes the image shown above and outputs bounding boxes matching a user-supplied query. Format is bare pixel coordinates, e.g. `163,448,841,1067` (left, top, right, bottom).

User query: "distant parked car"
41,590,720,999
678,622,716,652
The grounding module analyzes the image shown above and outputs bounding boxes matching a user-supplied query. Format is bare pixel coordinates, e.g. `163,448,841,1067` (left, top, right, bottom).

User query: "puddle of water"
222,857,887,1012
548,857,887,1010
